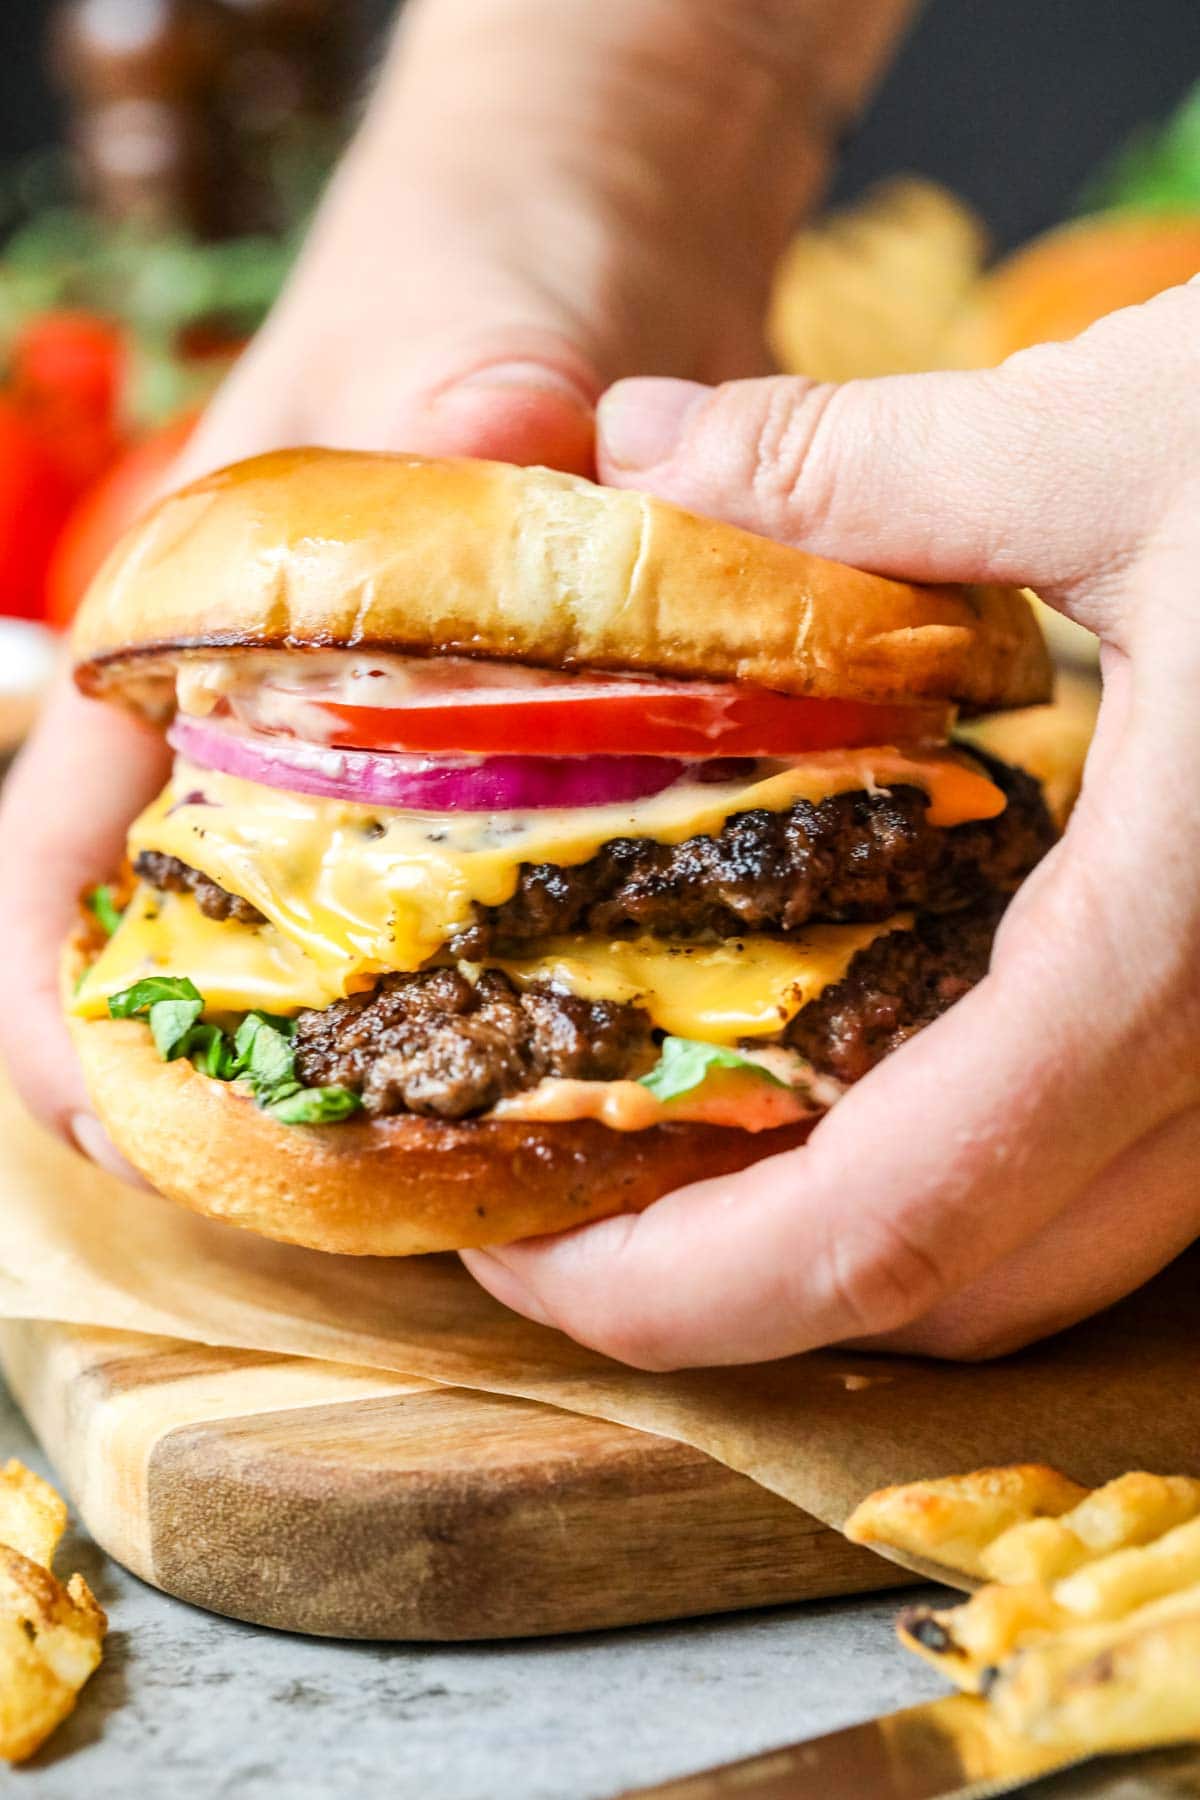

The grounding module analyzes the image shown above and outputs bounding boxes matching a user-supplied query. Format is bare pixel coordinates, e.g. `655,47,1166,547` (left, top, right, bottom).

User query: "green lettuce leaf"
86,886,123,939
148,996,204,1060
105,980,358,1125
232,1013,298,1098
640,1037,787,1103
177,1023,239,1080
265,1086,362,1125
108,975,202,1018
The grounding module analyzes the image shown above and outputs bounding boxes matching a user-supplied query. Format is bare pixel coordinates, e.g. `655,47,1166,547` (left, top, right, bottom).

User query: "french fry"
0,1464,106,1765
768,176,987,381
844,1464,1087,1580
0,1459,68,1570
855,1463,1200,1753
991,1601,1200,1753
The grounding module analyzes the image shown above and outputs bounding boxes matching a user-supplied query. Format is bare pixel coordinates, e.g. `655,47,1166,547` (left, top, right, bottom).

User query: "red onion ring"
168,714,686,811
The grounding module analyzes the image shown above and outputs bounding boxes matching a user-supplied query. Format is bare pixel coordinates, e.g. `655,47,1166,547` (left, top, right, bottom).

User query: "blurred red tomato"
46,412,197,629
11,311,128,489
0,396,82,619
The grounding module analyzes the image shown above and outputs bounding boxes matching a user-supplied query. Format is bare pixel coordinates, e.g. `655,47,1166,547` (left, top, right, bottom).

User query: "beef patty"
294,967,658,1120
293,903,1001,1119
136,749,1053,948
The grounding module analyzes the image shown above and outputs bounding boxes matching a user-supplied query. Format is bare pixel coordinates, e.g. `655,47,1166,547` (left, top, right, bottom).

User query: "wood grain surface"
0,1320,904,1640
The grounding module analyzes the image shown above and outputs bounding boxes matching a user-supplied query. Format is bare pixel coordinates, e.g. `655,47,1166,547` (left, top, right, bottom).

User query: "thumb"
595,285,1200,631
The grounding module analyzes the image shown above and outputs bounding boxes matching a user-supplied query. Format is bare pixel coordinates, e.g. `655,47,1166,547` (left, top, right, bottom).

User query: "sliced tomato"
312,689,950,758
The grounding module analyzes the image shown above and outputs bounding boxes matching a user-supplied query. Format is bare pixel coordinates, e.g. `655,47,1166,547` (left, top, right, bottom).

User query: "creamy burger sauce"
175,651,855,744
491,1064,837,1133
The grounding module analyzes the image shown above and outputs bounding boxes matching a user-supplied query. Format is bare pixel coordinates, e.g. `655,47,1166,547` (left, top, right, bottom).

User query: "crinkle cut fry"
853,1465,1200,1726
843,1464,1088,1580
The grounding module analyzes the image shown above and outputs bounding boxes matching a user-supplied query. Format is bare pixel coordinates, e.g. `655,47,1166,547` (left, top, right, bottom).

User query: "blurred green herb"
86,885,123,938
1080,79,1200,216
0,119,337,426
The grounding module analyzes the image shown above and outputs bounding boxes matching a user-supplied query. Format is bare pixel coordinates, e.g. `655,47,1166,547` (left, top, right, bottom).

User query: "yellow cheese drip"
125,749,1000,995
489,922,907,1043
73,887,912,1043
75,888,335,1015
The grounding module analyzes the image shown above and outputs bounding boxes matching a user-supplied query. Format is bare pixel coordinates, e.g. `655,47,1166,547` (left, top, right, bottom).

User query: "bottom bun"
67,995,815,1256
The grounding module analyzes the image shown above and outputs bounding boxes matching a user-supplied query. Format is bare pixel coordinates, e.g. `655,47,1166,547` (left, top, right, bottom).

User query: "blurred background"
1,0,1198,767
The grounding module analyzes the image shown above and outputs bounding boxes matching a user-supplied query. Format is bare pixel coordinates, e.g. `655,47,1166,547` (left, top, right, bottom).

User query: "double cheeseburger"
67,449,1054,1254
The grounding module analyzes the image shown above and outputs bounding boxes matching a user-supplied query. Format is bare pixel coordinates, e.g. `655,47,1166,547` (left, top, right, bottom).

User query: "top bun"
72,449,1050,713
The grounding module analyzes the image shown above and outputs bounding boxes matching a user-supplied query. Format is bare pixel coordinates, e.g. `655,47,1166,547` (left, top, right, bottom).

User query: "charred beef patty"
293,903,1001,1119
135,851,264,924
293,967,657,1120
784,901,999,1085
136,749,1053,944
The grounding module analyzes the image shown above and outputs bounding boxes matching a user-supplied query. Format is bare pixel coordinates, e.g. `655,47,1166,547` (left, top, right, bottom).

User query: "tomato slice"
311,689,950,757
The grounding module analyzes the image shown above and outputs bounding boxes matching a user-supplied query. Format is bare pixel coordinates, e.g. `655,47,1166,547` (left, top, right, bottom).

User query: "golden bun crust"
67,974,813,1257
72,448,1050,712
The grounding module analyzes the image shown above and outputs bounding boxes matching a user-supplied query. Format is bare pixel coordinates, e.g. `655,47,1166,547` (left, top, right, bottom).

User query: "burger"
66,449,1054,1254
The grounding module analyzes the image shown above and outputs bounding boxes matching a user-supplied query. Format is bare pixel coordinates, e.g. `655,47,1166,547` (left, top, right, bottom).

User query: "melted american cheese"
488,921,907,1042
125,750,1001,994
75,888,336,1015
72,887,911,1043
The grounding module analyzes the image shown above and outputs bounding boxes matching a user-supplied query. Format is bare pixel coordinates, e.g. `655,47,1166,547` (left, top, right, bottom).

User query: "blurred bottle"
217,0,365,233
51,0,233,235
50,0,363,238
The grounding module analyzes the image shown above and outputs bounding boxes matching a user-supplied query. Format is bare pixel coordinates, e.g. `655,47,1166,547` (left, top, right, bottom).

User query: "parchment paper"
2,1075,1197,1565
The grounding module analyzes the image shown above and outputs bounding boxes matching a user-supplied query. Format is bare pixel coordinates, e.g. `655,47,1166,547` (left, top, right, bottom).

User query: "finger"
869,1104,1200,1360
177,320,601,487
0,669,167,1164
594,284,1200,631
463,725,1198,1368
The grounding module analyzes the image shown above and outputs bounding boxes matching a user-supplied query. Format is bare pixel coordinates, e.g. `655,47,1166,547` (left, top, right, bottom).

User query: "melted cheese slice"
75,888,335,1015
73,886,911,1045
126,749,1000,994
489,921,906,1043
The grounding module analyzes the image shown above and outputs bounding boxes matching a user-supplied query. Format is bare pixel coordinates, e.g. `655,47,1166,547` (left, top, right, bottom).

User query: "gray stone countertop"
5,1378,1198,1800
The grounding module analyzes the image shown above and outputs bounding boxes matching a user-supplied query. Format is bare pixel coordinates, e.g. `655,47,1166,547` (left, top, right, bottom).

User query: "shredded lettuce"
106,980,360,1125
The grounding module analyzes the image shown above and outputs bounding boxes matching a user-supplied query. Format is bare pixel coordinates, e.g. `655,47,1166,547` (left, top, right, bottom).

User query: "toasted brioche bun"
65,938,813,1255
72,448,1050,713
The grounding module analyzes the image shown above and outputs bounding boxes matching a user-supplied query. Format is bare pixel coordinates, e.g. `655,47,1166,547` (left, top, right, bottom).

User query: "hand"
0,0,906,1168
464,287,1200,1367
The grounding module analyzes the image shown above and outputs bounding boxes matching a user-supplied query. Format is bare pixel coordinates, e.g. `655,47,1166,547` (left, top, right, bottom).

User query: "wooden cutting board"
0,1319,904,1640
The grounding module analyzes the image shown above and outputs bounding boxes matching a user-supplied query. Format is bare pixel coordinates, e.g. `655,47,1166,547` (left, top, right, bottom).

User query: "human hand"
0,0,908,1167
464,286,1200,1366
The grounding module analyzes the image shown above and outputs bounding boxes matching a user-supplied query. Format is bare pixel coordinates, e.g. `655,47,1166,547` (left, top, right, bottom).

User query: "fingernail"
451,361,594,409
460,1249,555,1328
69,1112,148,1189
597,377,708,471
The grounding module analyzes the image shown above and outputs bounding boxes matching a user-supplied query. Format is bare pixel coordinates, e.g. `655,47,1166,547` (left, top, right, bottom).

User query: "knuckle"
822,1213,954,1342
725,377,841,542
